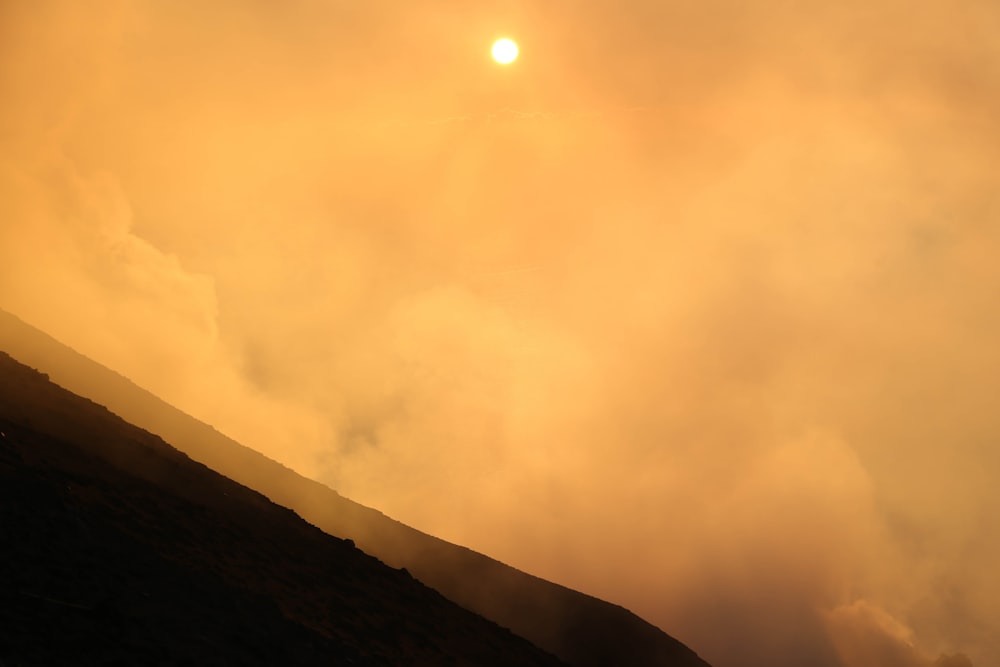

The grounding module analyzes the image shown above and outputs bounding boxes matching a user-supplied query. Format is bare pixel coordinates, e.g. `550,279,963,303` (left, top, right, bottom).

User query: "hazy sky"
2,2,998,666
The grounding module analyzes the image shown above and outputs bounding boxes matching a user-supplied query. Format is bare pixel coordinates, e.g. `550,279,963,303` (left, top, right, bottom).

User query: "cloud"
826,600,976,667
826,600,926,667
2,1,998,666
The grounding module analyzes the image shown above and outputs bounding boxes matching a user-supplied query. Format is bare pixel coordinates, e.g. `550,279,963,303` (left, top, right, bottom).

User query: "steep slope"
0,352,566,666
0,308,711,667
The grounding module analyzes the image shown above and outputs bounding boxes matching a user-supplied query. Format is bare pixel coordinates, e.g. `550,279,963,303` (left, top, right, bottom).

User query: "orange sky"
2,2,998,666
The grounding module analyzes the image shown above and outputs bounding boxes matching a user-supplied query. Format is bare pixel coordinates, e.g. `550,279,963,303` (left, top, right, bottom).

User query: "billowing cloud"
2,2,997,666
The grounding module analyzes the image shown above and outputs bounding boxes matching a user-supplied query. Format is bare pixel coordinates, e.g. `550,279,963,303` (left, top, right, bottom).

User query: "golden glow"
2,3,999,667
491,38,519,65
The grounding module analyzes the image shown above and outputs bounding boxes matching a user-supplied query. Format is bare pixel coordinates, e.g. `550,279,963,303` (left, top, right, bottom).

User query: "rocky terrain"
0,308,710,667
0,351,566,666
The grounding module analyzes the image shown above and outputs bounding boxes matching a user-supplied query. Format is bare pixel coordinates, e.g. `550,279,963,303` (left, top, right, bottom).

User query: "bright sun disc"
491,38,519,65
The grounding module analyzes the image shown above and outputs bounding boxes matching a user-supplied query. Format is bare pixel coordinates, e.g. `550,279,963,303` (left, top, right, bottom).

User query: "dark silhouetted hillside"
0,351,567,666
0,308,711,667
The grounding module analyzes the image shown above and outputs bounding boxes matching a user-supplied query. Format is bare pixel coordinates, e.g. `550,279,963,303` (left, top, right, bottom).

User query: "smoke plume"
2,2,997,665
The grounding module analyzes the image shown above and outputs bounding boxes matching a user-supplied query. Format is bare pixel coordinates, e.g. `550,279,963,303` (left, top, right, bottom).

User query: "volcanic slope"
0,308,711,667
0,352,567,666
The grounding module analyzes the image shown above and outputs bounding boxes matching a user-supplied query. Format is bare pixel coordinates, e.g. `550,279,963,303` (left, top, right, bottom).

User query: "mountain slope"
0,308,710,667
0,351,566,666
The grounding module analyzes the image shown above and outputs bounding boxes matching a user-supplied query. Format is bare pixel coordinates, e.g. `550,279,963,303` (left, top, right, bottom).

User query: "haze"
2,2,998,666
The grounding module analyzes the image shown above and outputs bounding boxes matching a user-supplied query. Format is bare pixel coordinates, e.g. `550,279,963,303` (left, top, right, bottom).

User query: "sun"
491,38,519,65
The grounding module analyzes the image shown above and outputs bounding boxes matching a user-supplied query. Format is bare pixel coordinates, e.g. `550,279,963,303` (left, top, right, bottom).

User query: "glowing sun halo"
491,38,519,65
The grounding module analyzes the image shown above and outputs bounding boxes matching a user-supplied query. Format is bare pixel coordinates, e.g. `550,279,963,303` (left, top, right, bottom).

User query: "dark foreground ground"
0,308,712,667
0,352,566,666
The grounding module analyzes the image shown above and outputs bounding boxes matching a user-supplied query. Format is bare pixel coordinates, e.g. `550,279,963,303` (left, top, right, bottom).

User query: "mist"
2,2,998,665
